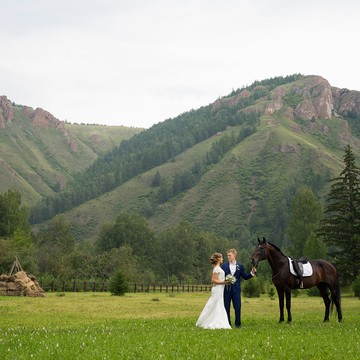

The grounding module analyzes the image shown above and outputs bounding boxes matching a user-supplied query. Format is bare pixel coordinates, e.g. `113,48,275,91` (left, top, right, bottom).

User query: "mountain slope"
43,75,360,244
2,74,360,246
58,111,356,244
0,96,143,205
30,75,304,223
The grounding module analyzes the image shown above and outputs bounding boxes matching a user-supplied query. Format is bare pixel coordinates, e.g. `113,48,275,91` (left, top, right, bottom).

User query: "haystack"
0,258,45,297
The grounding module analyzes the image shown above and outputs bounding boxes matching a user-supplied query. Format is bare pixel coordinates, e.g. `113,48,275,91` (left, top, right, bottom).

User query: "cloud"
1,0,359,128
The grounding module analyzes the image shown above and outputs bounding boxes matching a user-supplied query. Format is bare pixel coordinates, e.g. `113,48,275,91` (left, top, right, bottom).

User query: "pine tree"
318,144,360,281
109,270,129,296
0,190,30,238
151,170,161,187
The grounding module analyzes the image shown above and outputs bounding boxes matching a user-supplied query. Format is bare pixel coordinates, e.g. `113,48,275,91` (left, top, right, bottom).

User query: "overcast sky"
1,0,359,128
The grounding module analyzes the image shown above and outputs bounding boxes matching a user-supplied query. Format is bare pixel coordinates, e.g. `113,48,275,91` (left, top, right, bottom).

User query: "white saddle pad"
288,257,313,277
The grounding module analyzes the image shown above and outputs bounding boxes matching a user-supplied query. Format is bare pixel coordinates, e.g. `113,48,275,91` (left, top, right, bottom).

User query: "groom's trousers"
224,286,241,327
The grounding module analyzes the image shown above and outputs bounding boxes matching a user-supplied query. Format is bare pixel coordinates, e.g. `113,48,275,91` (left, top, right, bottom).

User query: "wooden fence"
39,280,212,293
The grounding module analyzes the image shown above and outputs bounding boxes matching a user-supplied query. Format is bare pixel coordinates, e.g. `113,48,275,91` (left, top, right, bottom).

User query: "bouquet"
225,274,236,289
225,274,236,284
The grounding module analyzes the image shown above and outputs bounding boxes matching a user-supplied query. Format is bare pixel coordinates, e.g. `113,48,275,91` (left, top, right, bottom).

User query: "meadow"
0,291,359,359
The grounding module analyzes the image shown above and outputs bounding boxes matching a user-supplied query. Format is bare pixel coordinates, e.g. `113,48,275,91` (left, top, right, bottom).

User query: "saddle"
288,257,313,277
296,257,307,276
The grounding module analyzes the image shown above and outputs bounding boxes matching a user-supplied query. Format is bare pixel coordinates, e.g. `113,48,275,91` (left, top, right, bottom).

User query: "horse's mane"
268,241,286,257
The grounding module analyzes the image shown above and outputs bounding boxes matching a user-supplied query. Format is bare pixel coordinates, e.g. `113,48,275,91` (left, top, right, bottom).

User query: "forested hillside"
2,74,360,287
25,75,360,250
0,74,360,248
29,74,304,223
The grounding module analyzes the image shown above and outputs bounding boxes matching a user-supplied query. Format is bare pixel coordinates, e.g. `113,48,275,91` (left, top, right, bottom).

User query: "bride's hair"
210,252,222,265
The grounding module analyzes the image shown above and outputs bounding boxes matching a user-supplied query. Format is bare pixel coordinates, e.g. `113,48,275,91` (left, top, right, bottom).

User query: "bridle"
257,244,267,260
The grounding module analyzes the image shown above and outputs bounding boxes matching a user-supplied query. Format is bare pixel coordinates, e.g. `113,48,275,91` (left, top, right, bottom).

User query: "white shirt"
229,261,236,275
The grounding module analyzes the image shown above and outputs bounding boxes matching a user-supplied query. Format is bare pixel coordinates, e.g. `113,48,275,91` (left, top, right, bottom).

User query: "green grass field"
0,292,359,359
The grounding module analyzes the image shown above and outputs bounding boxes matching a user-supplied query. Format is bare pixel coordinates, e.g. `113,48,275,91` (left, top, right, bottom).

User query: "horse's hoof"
286,321,292,325
323,319,329,322
278,320,284,324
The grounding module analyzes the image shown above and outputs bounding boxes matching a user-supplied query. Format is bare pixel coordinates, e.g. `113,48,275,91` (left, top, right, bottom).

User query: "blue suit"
221,261,253,327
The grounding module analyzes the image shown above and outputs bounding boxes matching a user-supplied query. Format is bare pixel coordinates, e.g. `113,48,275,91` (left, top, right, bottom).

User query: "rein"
267,242,287,280
272,270,282,280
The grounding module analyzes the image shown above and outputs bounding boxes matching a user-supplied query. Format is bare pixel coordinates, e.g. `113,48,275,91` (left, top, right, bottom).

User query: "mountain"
0,96,143,205
2,75,360,247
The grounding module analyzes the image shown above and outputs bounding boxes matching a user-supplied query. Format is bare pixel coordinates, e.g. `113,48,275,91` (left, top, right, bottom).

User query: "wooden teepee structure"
9,256,23,275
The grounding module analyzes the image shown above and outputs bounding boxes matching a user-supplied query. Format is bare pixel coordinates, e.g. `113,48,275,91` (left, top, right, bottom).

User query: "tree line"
1,146,359,293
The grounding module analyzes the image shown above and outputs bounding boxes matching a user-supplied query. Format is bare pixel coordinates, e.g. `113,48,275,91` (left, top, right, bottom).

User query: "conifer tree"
0,190,30,238
318,144,360,281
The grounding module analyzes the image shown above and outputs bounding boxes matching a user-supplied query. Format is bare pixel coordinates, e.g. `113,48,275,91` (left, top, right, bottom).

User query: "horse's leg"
335,295,343,322
317,283,331,322
330,276,343,322
285,290,292,324
277,288,285,323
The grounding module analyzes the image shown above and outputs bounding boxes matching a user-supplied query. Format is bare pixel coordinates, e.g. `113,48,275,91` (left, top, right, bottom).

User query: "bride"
196,252,231,329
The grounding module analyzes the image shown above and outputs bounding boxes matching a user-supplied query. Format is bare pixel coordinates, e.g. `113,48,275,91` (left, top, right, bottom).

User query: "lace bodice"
213,266,225,281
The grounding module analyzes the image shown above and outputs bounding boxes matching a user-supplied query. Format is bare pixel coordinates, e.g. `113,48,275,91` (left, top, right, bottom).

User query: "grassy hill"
65,123,142,156
0,101,143,205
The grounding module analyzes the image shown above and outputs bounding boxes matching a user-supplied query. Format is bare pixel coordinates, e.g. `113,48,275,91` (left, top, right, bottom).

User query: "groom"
221,248,256,328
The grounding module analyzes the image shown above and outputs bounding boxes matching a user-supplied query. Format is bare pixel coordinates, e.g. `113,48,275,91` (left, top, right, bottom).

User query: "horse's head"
250,237,268,267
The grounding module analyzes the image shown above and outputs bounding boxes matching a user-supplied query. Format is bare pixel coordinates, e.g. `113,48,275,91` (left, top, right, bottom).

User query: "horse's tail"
331,266,342,318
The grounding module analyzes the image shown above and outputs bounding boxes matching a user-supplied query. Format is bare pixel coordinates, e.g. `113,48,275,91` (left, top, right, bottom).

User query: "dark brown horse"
250,237,342,323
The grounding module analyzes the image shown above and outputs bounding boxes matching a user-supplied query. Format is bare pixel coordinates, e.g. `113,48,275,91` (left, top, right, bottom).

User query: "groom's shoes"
235,324,241,328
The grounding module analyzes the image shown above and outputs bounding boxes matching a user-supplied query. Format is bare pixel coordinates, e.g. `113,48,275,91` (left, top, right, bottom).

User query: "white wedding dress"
196,266,231,329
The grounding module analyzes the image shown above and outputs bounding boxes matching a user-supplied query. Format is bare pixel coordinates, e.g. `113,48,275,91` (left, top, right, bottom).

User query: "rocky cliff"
211,75,360,122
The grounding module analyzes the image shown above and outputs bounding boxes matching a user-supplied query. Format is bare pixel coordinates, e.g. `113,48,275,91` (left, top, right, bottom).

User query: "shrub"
242,277,261,298
307,286,320,297
109,270,129,296
268,286,276,300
